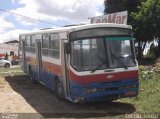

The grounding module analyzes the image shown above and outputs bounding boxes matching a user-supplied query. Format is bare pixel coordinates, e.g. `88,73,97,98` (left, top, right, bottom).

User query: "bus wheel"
55,80,64,99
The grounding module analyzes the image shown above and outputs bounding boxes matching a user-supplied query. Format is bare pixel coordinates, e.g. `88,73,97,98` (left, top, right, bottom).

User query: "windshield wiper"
120,61,128,70
113,54,128,70
91,61,106,73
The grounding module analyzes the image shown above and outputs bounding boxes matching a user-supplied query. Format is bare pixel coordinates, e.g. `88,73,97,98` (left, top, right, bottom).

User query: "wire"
0,8,61,27
0,27,14,28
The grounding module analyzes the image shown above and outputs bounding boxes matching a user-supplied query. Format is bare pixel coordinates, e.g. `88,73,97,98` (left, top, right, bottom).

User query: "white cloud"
0,28,38,43
12,0,104,24
0,17,15,33
0,0,104,43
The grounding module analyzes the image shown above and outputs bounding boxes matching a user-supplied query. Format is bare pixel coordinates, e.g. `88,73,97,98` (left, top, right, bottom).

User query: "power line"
0,27,14,28
0,8,61,27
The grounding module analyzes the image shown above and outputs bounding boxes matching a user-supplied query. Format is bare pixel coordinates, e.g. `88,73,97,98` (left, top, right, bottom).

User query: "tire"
55,80,64,99
5,63,10,68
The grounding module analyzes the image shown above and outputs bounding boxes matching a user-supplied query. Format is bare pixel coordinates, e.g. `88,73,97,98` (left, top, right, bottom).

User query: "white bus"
19,23,139,103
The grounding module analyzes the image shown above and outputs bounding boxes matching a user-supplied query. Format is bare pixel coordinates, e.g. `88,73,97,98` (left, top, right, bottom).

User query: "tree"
104,0,142,24
132,0,160,57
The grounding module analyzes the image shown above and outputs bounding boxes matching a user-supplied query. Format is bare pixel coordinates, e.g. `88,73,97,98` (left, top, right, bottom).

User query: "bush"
139,65,155,80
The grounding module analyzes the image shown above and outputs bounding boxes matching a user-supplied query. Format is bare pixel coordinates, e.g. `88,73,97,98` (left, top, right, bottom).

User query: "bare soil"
0,75,136,119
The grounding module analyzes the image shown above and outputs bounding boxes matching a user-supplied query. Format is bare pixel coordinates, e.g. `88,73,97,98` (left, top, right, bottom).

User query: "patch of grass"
0,66,26,77
0,66,21,72
120,73,160,113
139,65,155,80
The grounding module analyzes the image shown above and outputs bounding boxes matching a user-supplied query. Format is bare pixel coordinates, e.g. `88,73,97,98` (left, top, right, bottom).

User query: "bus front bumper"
68,79,139,103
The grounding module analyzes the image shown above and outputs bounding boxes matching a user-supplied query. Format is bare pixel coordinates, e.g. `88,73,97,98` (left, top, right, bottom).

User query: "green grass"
120,73,160,113
0,66,26,77
0,66,21,72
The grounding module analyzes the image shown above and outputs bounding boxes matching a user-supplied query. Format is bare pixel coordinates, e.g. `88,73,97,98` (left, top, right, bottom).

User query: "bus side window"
30,35,36,53
26,35,31,52
49,33,60,59
42,34,49,56
19,36,22,51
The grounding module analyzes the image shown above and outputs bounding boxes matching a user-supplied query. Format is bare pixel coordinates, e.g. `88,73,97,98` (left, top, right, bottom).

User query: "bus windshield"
70,36,136,72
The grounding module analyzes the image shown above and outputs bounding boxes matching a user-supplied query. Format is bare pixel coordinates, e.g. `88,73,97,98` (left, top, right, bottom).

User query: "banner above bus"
90,11,128,24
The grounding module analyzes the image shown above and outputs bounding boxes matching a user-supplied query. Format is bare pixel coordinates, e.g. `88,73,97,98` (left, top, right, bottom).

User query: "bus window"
26,35,31,46
49,33,60,59
30,35,36,53
26,35,31,52
71,38,107,71
42,34,49,56
105,36,136,68
31,35,36,47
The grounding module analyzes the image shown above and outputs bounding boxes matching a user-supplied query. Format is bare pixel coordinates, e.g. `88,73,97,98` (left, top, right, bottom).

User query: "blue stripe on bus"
30,65,57,91
68,78,139,102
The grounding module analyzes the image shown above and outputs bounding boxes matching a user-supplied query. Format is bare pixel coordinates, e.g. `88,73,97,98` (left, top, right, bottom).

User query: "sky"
0,0,104,43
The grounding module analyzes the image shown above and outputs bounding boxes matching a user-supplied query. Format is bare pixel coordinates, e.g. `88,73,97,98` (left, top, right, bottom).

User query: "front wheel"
55,80,64,99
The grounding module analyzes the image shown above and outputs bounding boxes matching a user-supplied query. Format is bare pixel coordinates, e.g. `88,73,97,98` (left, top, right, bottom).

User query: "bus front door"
61,40,70,97
22,40,27,72
36,40,42,79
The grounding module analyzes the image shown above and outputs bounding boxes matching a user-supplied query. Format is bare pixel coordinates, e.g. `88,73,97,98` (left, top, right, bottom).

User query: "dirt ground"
0,74,136,119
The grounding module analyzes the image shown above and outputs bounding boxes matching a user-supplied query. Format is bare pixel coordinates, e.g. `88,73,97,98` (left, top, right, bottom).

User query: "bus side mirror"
65,43,71,54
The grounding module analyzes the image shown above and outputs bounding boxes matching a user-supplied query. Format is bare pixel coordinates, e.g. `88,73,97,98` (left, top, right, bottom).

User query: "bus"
19,23,139,103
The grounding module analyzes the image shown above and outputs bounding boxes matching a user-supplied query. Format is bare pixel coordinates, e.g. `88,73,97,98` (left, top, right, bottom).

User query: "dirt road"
0,75,136,119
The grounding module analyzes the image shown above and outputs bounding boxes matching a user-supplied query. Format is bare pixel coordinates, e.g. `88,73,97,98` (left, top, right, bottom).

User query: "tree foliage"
104,0,142,23
132,0,160,41
104,0,141,14
132,0,160,57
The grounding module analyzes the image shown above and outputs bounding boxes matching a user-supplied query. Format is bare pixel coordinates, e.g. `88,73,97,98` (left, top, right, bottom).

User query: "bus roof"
20,23,132,36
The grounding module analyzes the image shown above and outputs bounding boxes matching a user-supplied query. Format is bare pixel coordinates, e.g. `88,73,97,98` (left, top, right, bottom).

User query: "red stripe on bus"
26,57,61,77
69,70,138,84
69,70,82,84
48,62,61,76
42,61,61,76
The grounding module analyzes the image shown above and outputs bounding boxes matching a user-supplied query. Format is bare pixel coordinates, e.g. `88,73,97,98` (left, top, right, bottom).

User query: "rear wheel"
5,63,10,68
55,80,64,99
